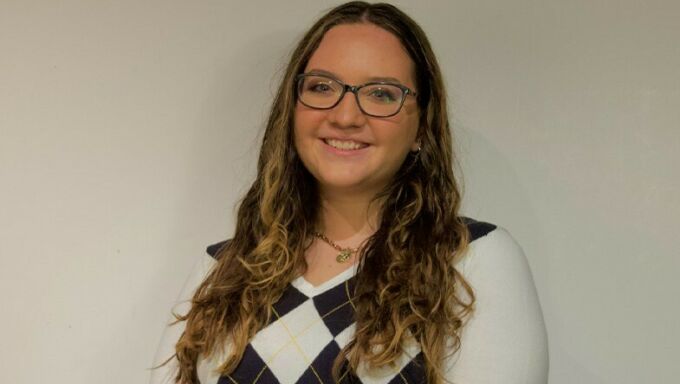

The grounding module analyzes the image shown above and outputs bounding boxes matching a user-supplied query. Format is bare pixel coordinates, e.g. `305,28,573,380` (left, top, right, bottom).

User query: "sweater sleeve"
149,253,217,384
445,227,549,383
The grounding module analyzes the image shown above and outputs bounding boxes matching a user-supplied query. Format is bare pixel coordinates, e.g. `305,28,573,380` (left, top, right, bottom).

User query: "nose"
326,91,367,128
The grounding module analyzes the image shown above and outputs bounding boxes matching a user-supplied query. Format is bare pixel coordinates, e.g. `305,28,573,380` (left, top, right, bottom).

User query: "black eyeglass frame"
295,73,418,118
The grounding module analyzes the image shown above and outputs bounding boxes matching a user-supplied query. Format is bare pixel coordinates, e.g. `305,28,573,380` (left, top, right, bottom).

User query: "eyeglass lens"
297,75,405,117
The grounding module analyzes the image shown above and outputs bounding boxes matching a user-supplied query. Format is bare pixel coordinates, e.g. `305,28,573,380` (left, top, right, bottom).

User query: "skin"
293,23,421,285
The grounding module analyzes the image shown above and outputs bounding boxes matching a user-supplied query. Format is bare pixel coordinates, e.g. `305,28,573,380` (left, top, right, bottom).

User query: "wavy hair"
172,2,474,383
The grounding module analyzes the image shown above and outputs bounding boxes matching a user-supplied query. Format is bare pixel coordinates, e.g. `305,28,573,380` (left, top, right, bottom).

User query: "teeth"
324,139,366,151
324,139,367,150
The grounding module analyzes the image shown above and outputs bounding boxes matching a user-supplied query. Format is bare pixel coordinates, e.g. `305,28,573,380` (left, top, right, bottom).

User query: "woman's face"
293,23,420,198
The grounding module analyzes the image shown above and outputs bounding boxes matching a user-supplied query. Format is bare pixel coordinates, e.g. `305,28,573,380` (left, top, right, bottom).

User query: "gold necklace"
312,231,360,263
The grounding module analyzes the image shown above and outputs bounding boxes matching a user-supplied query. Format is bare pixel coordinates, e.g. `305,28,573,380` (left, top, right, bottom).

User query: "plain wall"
1,1,678,383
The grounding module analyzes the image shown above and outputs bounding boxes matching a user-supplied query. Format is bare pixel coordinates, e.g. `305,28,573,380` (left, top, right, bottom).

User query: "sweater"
150,219,549,384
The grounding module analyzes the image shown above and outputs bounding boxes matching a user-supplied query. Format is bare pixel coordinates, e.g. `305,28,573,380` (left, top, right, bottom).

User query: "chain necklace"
312,231,360,263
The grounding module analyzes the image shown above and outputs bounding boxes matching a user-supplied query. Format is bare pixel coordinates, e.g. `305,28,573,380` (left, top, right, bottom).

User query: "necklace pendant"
336,249,352,263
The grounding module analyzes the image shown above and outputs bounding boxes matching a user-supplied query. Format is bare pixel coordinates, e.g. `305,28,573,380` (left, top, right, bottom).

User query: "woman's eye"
368,88,398,103
307,82,333,93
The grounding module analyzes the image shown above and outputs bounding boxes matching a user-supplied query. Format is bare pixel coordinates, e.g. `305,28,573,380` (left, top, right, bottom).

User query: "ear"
410,140,421,152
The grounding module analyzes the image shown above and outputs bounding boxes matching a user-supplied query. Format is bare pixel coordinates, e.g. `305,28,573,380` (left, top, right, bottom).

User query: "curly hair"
171,2,474,383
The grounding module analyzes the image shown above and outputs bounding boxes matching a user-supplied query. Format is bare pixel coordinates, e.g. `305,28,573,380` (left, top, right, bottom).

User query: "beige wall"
1,1,678,383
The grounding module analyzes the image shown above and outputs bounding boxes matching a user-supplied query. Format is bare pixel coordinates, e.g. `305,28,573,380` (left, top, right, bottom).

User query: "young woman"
152,2,548,383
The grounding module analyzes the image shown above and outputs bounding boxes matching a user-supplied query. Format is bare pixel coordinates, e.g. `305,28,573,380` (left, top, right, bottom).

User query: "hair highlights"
171,2,473,383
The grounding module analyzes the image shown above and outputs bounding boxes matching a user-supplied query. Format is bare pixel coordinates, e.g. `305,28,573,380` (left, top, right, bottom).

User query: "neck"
317,187,382,246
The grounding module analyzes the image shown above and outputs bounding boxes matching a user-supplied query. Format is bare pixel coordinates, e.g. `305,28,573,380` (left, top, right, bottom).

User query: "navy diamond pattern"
218,344,280,384
209,217,492,383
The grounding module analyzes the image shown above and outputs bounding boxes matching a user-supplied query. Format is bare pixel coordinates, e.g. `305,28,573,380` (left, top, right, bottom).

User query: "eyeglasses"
295,73,417,118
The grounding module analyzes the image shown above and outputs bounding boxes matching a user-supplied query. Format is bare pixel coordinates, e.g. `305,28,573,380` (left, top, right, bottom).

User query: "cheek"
293,107,324,137
292,109,322,163
378,116,419,151
292,109,310,148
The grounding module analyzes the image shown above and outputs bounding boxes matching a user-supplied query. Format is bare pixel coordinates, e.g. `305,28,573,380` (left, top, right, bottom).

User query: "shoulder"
458,216,528,277
449,217,549,383
149,241,224,384
457,217,541,315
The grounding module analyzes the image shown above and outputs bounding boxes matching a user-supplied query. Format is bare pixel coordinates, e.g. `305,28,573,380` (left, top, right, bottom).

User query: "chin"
318,175,390,196
321,178,365,190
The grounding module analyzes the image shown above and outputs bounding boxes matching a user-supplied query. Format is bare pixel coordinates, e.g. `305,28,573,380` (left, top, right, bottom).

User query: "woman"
152,2,548,383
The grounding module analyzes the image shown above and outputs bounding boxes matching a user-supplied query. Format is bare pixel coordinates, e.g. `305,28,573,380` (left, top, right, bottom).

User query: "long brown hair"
173,2,474,383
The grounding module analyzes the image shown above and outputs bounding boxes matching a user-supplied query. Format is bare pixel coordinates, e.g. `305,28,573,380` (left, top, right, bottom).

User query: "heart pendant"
336,249,352,263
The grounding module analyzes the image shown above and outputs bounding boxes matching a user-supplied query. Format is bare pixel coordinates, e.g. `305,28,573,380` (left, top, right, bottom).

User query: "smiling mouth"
323,138,369,151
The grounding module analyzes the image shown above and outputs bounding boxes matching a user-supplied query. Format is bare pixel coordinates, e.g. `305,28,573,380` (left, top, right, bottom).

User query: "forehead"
305,23,415,87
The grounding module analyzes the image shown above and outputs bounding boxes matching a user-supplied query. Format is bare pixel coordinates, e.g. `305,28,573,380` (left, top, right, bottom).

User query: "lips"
322,138,369,151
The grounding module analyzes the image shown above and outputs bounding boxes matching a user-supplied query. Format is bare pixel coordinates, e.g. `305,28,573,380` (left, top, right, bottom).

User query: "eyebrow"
305,68,405,84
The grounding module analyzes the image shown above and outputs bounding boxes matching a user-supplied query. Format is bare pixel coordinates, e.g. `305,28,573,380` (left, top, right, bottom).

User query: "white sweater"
150,221,549,383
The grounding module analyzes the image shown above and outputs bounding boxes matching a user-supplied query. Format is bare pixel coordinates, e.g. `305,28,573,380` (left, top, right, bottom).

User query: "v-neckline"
291,264,358,297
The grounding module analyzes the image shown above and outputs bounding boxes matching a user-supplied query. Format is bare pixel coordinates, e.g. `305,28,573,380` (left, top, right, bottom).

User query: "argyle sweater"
202,244,429,384
151,218,549,384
